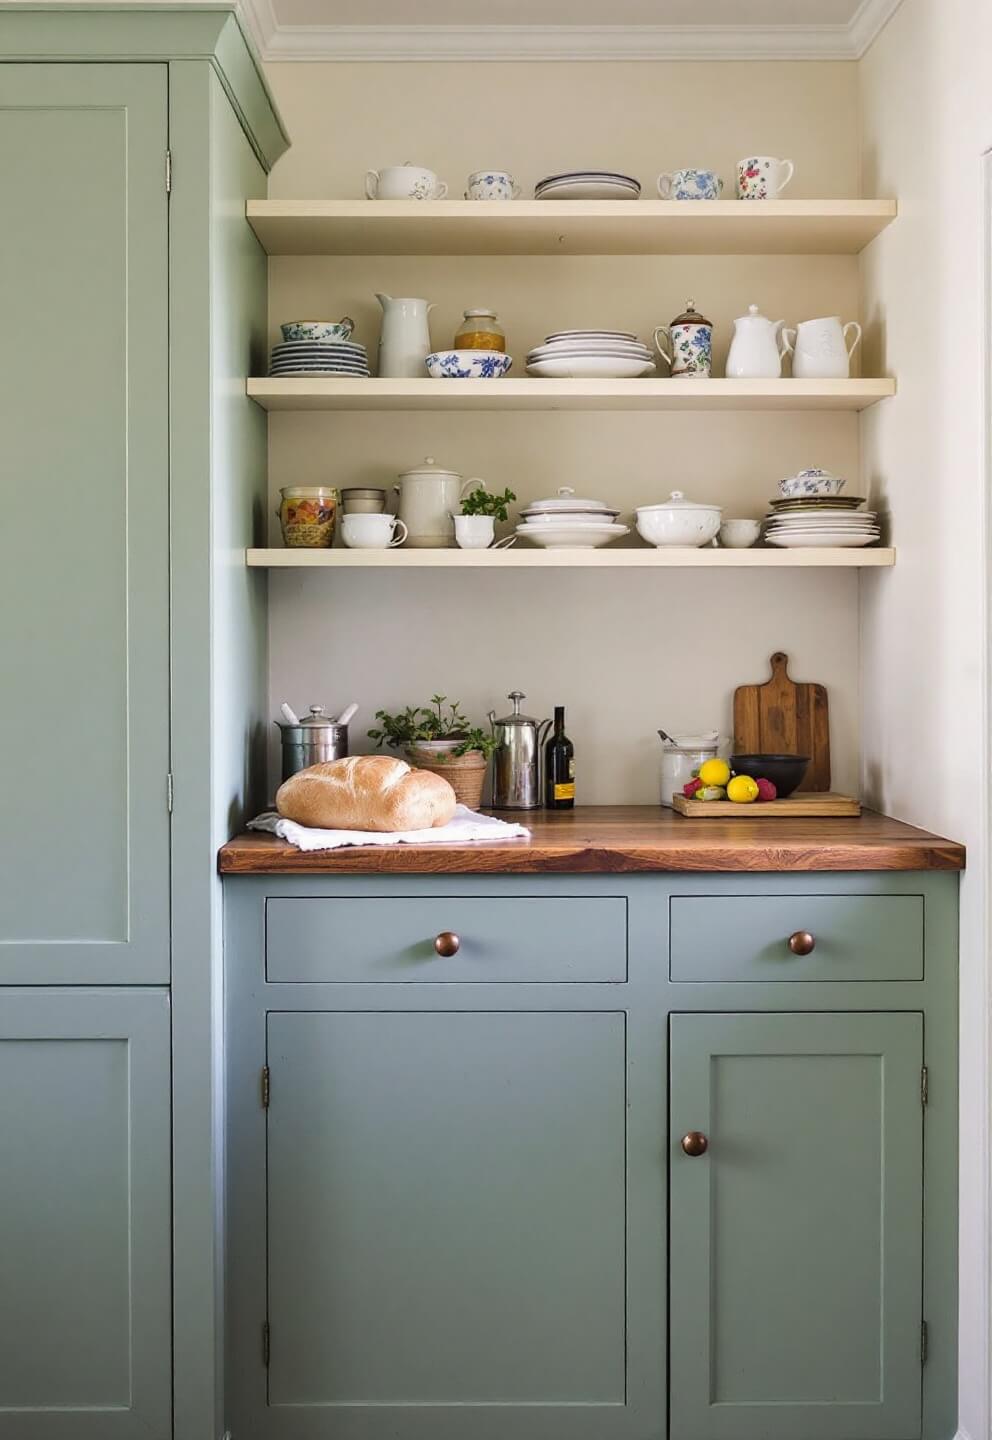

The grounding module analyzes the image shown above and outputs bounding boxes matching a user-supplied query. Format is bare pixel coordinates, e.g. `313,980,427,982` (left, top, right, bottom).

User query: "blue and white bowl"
280,318,355,342
778,467,847,498
425,350,512,380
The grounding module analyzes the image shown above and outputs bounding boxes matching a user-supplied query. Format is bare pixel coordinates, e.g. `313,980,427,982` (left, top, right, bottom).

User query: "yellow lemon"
698,758,731,788
727,774,759,804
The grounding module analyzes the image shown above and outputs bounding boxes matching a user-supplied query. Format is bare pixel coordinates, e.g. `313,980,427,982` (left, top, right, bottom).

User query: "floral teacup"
736,156,795,199
465,170,521,200
657,168,723,200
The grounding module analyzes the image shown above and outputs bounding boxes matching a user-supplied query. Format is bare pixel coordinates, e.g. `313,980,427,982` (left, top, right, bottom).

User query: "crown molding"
238,2,907,63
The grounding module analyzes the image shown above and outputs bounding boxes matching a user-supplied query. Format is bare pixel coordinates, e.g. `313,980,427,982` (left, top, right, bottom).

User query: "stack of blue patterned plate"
268,340,370,376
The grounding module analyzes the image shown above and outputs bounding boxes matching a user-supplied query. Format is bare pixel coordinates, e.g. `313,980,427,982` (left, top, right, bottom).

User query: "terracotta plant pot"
407,746,488,810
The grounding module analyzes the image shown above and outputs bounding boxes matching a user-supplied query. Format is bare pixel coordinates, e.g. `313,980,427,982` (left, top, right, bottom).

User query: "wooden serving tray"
672,792,861,819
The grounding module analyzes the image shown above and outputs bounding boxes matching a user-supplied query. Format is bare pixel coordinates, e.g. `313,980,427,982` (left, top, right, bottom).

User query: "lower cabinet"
0,989,172,1440
670,1012,923,1440
225,874,957,1440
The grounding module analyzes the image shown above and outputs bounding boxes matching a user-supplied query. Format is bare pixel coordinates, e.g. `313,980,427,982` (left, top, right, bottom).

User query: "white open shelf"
246,199,897,257
248,547,895,570
247,377,895,413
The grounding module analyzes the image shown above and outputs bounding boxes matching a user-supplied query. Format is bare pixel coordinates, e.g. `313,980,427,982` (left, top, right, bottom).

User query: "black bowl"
731,754,809,798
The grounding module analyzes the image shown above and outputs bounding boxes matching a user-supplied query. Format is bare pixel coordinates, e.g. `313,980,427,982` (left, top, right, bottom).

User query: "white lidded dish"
522,486,615,515
635,490,722,548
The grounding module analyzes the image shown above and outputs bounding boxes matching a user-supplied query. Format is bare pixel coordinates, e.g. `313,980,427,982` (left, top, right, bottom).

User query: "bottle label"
553,782,575,801
568,759,575,778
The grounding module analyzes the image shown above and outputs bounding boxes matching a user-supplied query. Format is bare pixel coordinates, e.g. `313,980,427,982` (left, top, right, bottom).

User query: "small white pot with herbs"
454,484,517,549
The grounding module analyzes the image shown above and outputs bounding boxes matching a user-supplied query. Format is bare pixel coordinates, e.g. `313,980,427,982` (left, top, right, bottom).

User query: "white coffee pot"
376,294,435,378
781,315,862,379
394,458,482,548
725,304,787,379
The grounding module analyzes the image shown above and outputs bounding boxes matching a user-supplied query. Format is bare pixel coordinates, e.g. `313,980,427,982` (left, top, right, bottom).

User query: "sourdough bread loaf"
275,754,457,832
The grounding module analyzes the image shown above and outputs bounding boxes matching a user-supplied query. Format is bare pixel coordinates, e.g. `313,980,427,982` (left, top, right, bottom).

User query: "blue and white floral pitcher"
654,301,713,378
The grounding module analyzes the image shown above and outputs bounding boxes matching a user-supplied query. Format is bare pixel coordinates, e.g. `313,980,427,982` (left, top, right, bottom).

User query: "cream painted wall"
262,58,866,797
859,4,992,1435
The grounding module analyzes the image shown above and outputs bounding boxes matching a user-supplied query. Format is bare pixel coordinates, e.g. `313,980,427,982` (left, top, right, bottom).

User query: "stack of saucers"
764,496,880,548
534,170,640,201
516,487,629,550
269,338,371,377
526,330,656,379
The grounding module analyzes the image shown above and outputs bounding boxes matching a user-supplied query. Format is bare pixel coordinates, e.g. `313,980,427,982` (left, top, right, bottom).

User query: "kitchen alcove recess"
247,548,895,569
246,198,896,257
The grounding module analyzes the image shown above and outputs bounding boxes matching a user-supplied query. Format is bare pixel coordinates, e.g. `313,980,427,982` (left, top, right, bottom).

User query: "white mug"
781,316,862,379
341,512,408,549
736,155,795,200
365,165,447,201
465,170,520,201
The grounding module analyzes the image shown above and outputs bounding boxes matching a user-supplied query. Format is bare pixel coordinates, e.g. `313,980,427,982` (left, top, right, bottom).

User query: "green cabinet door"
670,1012,923,1440
0,988,172,1438
0,65,170,984
256,1008,654,1440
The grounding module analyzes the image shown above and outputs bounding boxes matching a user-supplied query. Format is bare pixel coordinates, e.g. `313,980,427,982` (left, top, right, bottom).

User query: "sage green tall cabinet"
0,9,287,1438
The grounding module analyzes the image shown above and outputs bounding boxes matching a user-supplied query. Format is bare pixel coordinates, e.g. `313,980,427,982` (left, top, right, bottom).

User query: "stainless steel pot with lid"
487,690,551,810
275,702,356,782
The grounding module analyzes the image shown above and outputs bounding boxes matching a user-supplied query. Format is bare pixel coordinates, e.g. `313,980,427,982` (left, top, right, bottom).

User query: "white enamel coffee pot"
781,315,863,379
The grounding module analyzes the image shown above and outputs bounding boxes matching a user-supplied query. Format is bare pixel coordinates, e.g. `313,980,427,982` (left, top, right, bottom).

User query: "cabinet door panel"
266,1010,628,1428
0,65,169,983
670,1012,922,1440
0,989,172,1438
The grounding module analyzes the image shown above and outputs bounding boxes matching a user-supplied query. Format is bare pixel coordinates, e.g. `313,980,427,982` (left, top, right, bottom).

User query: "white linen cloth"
248,804,530,853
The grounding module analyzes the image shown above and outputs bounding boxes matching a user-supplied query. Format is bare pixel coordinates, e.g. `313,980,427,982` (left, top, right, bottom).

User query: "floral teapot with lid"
725,303,787,379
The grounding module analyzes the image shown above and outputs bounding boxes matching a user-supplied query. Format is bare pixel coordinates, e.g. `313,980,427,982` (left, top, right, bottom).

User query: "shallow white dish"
766,532,878,548
537,170,640,187
516,521,629,549
519,509,621,525
527,357,656,378
545,329,637,342
536,180,640,200
269,366,371,376
528,343,653,360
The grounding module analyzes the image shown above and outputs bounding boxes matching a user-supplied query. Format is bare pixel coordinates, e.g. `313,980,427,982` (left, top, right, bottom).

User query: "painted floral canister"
653,300,713,378
277,486,339,548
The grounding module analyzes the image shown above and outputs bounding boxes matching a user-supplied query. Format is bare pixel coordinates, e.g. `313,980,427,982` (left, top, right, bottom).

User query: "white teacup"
342,512,408,549
736,155,795,200
365,164,447,201
718,518,762,549
465,170,521,201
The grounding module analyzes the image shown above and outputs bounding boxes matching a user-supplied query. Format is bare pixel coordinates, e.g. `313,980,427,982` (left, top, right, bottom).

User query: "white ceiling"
241,0,903,59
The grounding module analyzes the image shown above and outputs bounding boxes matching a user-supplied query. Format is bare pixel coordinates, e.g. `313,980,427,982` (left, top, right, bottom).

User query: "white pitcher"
725,304,786,379
781,315,862,379
376,294,435,378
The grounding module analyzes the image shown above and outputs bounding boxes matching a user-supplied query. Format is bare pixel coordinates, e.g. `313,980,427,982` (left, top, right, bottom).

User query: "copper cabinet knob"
681,1131,709,1157
434,931,460,958
788,930,816,956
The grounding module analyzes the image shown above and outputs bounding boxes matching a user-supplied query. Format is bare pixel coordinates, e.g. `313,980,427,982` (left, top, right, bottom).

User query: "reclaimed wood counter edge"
218,807,966,874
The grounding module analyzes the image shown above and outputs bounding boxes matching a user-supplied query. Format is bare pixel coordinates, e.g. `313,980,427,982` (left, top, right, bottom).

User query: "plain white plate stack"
515,487,629,549
526,329,657,379
764,502,880,548
534,170,641,201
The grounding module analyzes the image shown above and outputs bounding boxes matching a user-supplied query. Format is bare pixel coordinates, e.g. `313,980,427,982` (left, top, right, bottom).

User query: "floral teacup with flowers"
736,156,795,199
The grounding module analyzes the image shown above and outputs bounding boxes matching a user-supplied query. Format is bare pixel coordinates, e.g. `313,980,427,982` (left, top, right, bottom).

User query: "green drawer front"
265,896,628,983
669,894,923,982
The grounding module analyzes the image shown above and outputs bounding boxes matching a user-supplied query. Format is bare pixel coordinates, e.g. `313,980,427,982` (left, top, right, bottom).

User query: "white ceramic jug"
725,304,786,379
781,315,862,379
394,458,481,548
376,294,435,378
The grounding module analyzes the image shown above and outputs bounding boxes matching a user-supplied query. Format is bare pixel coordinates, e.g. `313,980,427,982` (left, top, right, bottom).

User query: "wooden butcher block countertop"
218,806,965,875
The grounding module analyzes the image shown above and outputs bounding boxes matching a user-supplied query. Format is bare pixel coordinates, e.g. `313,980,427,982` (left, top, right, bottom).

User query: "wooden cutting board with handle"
733,652,830,792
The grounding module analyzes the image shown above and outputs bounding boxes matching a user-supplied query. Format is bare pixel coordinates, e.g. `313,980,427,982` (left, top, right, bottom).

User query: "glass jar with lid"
454,308,505,352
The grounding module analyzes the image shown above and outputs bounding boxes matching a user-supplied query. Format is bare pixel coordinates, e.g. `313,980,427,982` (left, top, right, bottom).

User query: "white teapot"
725,304,786,379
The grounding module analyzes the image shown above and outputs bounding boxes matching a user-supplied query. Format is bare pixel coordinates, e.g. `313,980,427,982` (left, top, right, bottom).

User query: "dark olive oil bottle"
545,706,575,809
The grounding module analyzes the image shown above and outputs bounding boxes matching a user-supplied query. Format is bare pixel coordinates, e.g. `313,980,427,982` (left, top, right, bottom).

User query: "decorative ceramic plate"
526,357,656,378
535,180,640,200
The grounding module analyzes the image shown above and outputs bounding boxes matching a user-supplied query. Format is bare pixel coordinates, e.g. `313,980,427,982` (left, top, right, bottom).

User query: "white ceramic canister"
658,731,723,808
394,457,480,548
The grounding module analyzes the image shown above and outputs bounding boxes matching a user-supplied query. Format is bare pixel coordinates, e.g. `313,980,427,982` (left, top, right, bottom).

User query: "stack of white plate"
534,170,640,201
765,500,880,549
526,330,656,379
269,340,371,377
516,488,628,549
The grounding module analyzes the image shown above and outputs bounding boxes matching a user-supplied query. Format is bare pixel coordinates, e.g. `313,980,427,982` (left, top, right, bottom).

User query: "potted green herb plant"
453,484,516,550
368,695,498,808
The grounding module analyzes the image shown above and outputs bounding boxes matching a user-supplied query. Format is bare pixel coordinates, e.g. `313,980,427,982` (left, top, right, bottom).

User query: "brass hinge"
921,1066,929,1107
262,1321,270,1367
165,149,172,193
261,1065,270,1109
166,772,174,814
921,1319,928,1364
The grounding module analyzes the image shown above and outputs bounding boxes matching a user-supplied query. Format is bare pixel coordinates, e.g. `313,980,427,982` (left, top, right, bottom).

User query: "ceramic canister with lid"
653,300,713,378
658,730,723,807
394,457,479,547
634,491,722,547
